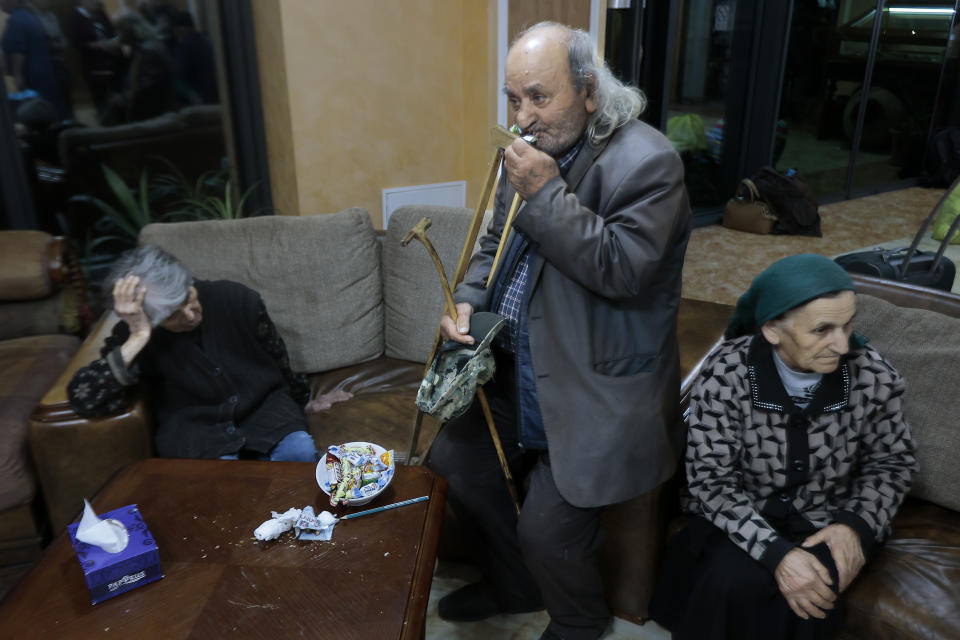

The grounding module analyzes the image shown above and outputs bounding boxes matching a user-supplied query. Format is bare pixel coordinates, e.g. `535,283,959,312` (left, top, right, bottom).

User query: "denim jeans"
218,429,318,462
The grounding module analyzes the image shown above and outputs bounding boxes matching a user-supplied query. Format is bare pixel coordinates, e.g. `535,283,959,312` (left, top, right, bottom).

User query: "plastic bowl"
316,441,395,507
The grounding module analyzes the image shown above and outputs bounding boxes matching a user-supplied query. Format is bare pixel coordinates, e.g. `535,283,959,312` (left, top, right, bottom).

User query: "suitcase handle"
901,178,960,278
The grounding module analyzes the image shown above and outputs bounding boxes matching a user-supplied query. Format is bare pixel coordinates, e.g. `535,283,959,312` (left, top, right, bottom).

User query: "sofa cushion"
141,209,383,373
840,500,960,640
0,231,53,302
854,293,960,512
0,297,64,342
305,357,440,459
0,334,80,511
383,205,485,363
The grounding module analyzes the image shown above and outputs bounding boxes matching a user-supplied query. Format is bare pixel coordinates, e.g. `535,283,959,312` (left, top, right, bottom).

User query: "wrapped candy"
294,506,338,541
324,444,394,506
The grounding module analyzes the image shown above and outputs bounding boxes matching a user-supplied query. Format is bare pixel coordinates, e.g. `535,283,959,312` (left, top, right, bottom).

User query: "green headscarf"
725,254,866,347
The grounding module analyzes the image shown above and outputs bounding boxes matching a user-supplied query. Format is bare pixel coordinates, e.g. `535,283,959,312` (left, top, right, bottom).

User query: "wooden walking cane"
404,125,523,467
402,217,522,515
487,125,536,283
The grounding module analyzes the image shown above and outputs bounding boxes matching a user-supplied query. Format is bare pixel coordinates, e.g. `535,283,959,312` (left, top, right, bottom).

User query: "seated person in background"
171,10,216,105
101,11,174,124
68,245,318,462
649,254,917,640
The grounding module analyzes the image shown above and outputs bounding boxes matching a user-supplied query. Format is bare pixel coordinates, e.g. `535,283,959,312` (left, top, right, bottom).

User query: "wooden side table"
0,459,446,639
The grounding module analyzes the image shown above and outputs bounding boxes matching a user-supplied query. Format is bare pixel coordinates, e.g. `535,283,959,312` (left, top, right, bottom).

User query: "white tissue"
253,507,302,541
76,499,129,554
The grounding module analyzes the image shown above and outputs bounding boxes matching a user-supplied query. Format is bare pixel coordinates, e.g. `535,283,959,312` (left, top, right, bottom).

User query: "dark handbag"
723,178,777,234
835,179,960,291
750,167,822,237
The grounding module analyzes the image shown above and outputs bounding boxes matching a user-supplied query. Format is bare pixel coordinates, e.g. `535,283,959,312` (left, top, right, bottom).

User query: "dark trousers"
649,516,845,640
427,357,611,640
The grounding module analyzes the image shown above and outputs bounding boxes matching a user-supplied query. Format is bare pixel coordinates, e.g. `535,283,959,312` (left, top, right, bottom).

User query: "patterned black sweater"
682,334,917,574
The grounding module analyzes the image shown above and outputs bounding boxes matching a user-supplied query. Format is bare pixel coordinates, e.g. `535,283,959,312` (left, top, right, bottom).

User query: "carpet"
682,187,947,306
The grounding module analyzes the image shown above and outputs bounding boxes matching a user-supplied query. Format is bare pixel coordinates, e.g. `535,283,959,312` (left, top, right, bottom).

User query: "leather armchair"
0,231,85,565
29,312,154,534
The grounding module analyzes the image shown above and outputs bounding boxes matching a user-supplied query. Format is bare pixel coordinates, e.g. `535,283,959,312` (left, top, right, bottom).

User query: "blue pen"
338,495,430,521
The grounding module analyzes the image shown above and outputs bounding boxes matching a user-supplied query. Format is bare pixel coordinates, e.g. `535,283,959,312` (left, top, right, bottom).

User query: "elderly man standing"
427,22,690,640
649,255,917,640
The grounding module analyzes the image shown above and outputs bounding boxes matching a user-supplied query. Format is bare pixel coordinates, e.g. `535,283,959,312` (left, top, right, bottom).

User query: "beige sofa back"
853,292,960,513
382,205,485,363
140,205,490,371
141,208,383,373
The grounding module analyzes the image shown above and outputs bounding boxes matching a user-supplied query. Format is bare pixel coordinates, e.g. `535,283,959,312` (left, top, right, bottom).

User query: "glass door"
630,0,792,221
776,1,957,199
663,0,742,211
775,1,870,198
849,1,957,192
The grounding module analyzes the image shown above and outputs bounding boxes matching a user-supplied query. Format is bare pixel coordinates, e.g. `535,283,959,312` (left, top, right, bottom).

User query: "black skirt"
648,516,844,640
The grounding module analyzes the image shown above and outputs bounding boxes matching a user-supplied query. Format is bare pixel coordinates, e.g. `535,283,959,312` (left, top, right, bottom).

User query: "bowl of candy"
317,442,395,507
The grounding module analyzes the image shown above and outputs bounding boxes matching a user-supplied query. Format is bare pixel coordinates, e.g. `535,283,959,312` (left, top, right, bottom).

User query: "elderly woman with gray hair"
67,245,318,462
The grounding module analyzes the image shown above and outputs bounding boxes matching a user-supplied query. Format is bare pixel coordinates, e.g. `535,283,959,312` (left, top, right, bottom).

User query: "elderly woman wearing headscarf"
68,245,319,462
649,254,917,640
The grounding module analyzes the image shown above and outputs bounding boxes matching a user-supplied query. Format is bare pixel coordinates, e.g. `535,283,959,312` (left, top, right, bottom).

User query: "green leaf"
70,194,140,239
101,165,140,221
138,170,151,226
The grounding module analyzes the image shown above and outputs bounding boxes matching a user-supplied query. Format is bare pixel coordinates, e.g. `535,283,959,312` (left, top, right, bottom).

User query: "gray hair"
105,245,193,326
516,22,646,146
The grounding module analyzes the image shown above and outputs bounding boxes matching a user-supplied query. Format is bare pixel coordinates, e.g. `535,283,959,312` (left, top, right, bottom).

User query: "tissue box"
67,504,163,604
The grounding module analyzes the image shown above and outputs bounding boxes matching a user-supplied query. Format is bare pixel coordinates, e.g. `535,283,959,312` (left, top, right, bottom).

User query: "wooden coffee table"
0,458,446,639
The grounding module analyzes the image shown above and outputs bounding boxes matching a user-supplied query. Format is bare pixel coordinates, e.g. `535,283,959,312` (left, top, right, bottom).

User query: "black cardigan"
68,280,308,458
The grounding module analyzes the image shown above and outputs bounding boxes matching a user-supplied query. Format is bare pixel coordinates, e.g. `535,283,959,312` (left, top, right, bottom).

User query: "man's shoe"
438,582,544,622
438,582,501,622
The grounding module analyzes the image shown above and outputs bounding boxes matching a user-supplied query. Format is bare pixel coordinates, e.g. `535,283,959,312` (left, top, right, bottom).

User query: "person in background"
71,0,120,115
68,245,320,463
30,0,71,117
171,10,216,105
1,0,68,118
649,254,917,640
137,0,174,52
101,10,173,123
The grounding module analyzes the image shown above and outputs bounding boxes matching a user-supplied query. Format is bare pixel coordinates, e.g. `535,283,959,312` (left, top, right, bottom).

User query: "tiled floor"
426,561,671,640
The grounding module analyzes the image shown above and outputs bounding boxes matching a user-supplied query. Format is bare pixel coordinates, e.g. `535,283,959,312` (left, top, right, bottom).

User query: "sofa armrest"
0,232,89,339
29,312,153,533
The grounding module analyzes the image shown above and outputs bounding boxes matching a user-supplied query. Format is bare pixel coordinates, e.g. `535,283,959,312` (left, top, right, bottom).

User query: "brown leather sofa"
0,231,86,566
835,274,960,640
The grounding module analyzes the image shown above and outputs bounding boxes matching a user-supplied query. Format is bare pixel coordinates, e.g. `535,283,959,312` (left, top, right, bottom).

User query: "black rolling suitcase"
835,177,960,291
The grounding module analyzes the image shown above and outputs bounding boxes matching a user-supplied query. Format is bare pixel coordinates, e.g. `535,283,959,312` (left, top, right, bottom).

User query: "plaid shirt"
495,139,583,352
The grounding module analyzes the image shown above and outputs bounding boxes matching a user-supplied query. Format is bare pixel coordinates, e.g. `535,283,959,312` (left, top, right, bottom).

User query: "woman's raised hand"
113,275,151,340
